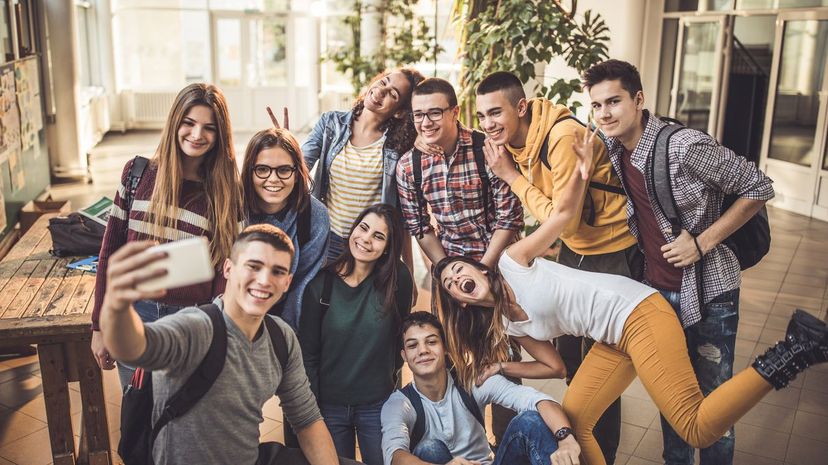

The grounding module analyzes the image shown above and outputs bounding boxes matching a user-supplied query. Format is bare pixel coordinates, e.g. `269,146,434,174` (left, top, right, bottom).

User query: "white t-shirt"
498,251,657,345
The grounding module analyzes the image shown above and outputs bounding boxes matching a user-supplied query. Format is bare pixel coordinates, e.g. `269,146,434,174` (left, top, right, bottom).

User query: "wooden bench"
0,213,110,465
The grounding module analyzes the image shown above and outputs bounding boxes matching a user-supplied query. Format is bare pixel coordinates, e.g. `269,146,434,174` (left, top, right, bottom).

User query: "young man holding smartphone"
100,224,359,465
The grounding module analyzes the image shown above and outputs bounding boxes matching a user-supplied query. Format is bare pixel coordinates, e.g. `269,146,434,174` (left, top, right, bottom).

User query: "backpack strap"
296,202,312,248
450,370,484,428
318,271,334,322
411,150,428,239
398,371,486,451
150,303,227,444
650,123,686,237
538,116,623,226
125,156,149,212
399,383,426,450
470,130,492,233
263,316,290,388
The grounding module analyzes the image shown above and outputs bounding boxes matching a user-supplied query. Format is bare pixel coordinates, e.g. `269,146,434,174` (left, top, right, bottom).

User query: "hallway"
0,206,825,464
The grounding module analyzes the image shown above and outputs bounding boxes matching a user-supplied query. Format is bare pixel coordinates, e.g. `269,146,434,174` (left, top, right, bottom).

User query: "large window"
113,9,211,89
767,19,828,167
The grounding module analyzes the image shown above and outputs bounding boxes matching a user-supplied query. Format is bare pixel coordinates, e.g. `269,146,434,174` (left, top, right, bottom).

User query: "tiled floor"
3,132,827,464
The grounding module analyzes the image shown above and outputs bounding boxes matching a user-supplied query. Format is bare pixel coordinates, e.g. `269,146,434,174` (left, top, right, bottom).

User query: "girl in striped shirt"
302,68,424,263
90,83,243,388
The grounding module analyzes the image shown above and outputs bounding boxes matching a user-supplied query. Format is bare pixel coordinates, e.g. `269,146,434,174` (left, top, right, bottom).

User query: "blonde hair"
434,256,510,391
148,83,242,267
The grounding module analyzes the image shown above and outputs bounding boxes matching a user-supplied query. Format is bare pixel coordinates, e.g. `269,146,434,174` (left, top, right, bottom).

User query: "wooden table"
0,214,110,465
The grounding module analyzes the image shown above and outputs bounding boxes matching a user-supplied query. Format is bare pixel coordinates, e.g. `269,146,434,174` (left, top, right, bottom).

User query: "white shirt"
499,251,657,345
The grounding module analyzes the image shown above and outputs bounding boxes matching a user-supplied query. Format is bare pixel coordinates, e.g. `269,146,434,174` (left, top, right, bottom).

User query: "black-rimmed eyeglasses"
253,164,297,180
412,107,453,123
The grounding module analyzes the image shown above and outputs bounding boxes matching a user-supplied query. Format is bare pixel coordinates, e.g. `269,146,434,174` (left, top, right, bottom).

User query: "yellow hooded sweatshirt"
507,98,636,255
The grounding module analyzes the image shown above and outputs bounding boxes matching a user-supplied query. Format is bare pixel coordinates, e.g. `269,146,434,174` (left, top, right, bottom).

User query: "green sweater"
299,262,413,405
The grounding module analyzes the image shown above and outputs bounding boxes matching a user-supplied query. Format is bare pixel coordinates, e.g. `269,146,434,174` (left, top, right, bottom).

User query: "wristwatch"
554,427,575,441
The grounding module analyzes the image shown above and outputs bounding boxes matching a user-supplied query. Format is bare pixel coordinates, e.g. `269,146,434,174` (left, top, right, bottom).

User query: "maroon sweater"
91,160,226,330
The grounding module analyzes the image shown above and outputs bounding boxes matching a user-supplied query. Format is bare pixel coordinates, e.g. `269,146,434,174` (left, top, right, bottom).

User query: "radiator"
123,91,177,128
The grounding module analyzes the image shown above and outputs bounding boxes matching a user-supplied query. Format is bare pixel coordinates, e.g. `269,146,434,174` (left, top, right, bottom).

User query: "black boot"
753,309,828,390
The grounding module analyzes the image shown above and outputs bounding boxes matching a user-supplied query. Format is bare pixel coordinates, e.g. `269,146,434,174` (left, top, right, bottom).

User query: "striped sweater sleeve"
91,159,138,330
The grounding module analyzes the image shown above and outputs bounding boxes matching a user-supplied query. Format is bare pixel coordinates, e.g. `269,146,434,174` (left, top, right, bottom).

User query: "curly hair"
351,68,425,155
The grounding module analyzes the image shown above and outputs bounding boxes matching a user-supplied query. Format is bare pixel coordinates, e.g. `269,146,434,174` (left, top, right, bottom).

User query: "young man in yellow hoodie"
475,71,642,465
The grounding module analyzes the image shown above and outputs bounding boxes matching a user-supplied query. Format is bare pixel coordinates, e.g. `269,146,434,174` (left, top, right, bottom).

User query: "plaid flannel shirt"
396,125,524,260
606,112,774,327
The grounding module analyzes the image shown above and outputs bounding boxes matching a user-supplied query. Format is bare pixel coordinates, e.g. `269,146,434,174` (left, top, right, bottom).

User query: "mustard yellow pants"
562,294,773,465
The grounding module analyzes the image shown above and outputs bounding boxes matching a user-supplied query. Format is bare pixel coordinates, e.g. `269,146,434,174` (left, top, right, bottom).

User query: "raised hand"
483,137,519,184
267,106,290,130
413,134,443,157
571,123,600,181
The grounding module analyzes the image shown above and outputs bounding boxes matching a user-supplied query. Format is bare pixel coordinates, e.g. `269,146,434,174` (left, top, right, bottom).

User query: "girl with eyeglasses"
242,127,330,328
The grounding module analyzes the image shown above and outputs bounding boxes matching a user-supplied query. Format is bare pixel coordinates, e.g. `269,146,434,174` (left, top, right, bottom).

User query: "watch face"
555,427,573,440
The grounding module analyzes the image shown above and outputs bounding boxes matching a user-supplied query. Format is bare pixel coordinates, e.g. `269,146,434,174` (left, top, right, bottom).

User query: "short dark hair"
241,128,311,216
231,224,294,262
476,71,526,106
582,59,643,97
412,77,458,107
401,311,446,345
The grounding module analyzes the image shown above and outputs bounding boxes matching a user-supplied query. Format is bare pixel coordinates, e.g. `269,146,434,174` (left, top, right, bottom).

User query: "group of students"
90,58,828,465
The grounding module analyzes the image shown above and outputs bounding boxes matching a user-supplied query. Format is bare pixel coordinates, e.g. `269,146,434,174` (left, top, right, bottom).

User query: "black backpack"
538,115,626,226
410,130,491,238
118,304,289,465
649,119,770,271
48,156,149,257
399,371,484,450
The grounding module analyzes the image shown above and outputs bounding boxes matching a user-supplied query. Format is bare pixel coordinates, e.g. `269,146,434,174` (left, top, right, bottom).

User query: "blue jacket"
302,110,402,207
249,196,330,328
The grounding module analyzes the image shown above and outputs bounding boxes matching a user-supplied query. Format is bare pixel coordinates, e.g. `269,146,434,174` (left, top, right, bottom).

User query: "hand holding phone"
136,237,215,292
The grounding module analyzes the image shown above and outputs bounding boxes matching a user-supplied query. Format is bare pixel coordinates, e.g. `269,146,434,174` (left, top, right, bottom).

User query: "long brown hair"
326,203,406,320
351,68,424,155
148,83,242,268
241,127,311,217
433,256,510,391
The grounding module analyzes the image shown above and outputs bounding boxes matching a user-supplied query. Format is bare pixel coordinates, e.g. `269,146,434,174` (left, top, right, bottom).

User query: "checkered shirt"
396,124,524,260
605,112,774,327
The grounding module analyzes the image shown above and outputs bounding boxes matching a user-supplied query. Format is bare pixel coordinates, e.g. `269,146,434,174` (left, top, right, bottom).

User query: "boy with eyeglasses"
396,77,523,270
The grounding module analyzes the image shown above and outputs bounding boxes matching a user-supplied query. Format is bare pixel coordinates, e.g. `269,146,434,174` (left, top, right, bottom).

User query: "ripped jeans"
658,288,739,465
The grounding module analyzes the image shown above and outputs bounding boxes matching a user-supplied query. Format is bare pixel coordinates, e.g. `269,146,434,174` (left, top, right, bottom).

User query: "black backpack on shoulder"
398,371,485,450
118,304,289,465
410,130,491,238
538,115,626,226
649,118,770,270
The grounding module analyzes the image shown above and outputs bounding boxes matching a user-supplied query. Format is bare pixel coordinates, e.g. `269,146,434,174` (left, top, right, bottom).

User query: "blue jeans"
413,411,558,465
658,288,739,465
320,399,385,465
116,300,185,388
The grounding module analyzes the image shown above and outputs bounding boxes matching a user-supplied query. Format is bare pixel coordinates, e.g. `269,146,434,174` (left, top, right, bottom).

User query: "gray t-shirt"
130,298,321,465
380,371,554,465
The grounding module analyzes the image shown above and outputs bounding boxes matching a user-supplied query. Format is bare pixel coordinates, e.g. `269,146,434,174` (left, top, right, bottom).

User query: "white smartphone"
136,237,215,292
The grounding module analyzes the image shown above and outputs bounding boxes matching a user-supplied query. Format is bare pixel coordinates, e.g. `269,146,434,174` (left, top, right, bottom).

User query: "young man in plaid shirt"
396,77,523,270
396,78,524,446
583,59,774,465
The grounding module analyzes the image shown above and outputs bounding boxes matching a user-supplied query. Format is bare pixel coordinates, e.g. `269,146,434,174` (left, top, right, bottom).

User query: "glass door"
669,16,731,137
759,12,828,217
212,11,296,131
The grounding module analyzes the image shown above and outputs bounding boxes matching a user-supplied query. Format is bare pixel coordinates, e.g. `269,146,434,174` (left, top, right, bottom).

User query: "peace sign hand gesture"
267,106,290,130
571,123,600,181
